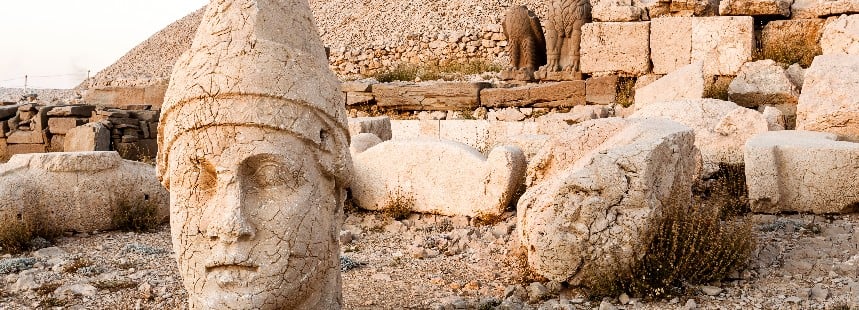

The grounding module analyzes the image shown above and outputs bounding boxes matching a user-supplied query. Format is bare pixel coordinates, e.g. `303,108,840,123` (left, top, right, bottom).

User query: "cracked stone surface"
796,54,859,142
350,138,526,218
631,99,770,177
0,151,168,235
745,130,859,214
821,14,859,56
518,118,700,283
155,0,351,308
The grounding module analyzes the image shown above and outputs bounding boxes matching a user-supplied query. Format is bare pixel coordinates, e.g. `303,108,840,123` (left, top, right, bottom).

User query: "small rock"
11,270,39,292
599,300,617,310
339,230,353,244
785,296,803,303
810,284,828,301
684,299,698,310
527,282,549,302
701,285,723,296
55,283,98,297
504,284,527,300
139,282,153,299
618,293,630,304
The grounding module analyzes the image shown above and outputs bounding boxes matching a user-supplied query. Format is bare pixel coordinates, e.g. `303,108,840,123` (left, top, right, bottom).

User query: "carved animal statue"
502,6,546,72
542,0,592,72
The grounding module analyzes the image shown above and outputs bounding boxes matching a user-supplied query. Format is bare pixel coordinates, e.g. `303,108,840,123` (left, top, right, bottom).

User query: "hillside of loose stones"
1,209,858,309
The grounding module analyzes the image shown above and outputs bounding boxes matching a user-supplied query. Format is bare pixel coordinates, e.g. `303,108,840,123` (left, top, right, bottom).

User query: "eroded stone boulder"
349,116,392,141
745,131,859,214
518,118,700,284
797,55,859,141
631,99,769,176
0,152,168,234
634,61,704,108
351,139,526,218
821,14,859,55
64,123,111,152
580,21,651,76
728,59,799,110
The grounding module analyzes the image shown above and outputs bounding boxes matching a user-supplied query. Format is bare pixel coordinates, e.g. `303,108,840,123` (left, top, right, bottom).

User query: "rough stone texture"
745,130,859,214
634,61,704,108
585,75,618,104
349,117,393,141
791,0,820,18
818,0,859,16
47,105,96,117
64,123,111,152
761,19,825,67
540,0,591,75
156,0,350,309
536,106,612,136
0,152,169,233
580,22,651,76
797,55,859,141
82,84,169,108
500,5,546,80
728,60,799,109
6,131,45,145
651,17,693,75
592,0,647,22
762,106,787,130
374,82,490,111
821,14,859,55
631,99,769,176
480,81,586,108
47,118,87,135
351,139,526,217
786,63,806,89
518,118,700,284
718,0,791,16
691,16,755,75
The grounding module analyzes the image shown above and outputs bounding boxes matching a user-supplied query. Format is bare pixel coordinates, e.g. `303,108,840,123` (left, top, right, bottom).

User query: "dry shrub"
112,199,161,232
703,76,733,101
584,203,755,299
694,164,750,217
62,257,92,274
0,219,33,254
382,188,414,221
472,212,503,226
616,77,637,107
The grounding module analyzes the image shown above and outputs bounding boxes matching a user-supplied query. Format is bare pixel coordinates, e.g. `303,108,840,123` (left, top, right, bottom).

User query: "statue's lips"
205,260,259,273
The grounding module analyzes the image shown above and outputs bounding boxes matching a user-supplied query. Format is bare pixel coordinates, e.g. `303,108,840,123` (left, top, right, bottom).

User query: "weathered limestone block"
500,5,546,81
691,16,755,75
348,116,392,141
64,123,111,152
5,144,47,157
349,133,383,154
351,139,526,218
761,19,825,67
48,118,87,135
541,0,592,74
634,61,704,108
480,81,586,108
786,63,806,89
745,131,859,214
631,99,769,176
821,14,859,55
46,105,96,118
762,106,787,130
580,22,651,76
156,0,350,308
728,60,799,109
0,152,169,233
818,0,859,16
6,130,45,144
518,118,700,284
791,0,820,18
374,82,490,111
585,75,618,104
718,0,792,16
669,0,720,16
345,92,375,106
536,106,612,136
83,84,168,108
650,17,693,75
797,55,859,141
592,0,647,22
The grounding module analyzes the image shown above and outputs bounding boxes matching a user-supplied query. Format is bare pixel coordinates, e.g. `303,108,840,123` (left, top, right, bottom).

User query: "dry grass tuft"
0,219,33,254
112,199,161,232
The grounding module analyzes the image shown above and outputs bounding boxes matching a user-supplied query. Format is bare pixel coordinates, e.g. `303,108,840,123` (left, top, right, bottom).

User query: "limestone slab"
691,16,755,75
796,54,859,141
818,0,859,16
48,118,87,135
718,0,791,16
64,123,111,152
374,82,491,111
728,60,799,109
745,131,859,214
6,130,45,144
580,22,651,76
650,17,693,75
821,14,859,55
348,116,392,141
585,75,618,104
634,61,704,108
480,81,586,108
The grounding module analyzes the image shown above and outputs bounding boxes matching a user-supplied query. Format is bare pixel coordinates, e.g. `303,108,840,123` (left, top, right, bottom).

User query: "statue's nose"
205,174,256,243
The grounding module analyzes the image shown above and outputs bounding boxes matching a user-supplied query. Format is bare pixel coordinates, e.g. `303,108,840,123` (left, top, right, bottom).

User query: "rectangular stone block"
691,16,755,76
346,92,375,106
348,116,393,141
0,138,6,161
50,135,65,152
6,143,47,156
746,131,859,214
6,130,45,144
390,120,420,140
581,22,651,76
373,82,490,111
48,117,87,135
481,81,586,108
0,104,22,120
818,0,859,16
762,19,825,67
586,75,618,104
651,17,693,75
439,120,491,151
46,105,96,117
791,0,820,18
718,0,791,16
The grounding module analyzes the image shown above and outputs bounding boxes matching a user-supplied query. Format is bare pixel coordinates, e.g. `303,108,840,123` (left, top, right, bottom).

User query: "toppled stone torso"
0,152,168,234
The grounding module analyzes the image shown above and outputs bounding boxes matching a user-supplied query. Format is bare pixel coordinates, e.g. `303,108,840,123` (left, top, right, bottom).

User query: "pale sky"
0,0,207,89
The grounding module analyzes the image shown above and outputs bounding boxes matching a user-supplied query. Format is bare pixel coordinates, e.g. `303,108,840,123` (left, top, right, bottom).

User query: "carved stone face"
167,125,339,309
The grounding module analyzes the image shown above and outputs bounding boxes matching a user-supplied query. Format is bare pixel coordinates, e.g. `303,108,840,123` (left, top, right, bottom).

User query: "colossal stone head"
156,0,351,308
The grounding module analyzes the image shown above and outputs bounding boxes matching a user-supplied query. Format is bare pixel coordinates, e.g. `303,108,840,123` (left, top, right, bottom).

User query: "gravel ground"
1,211,858,309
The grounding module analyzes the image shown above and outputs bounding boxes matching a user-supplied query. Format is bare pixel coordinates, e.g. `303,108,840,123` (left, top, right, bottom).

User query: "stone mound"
81,7,204,89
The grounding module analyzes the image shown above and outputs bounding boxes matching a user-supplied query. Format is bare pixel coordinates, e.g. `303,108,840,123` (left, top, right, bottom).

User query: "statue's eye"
252,163,288,188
